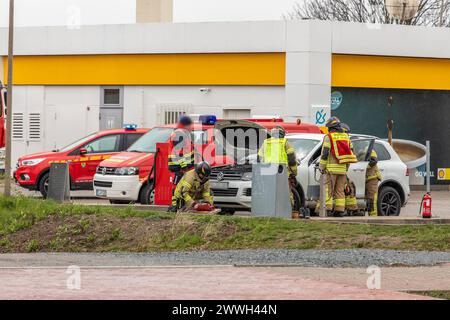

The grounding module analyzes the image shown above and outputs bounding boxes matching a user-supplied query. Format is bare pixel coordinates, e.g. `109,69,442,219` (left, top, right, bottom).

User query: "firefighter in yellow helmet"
341,123,359,215
366,150,382,216
173,161,215,212
318,117,357,217
258,126,299,210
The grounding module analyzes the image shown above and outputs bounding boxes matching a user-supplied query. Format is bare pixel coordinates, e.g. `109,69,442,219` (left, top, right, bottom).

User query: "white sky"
0,0,300,27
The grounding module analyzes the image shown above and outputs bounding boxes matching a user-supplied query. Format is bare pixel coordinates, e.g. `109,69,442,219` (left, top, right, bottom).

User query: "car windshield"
127,127,173,153
288,138,321,160
59,133,98,152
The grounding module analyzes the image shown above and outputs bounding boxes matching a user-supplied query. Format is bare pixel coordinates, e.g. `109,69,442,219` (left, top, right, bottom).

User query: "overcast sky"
0,0,299,27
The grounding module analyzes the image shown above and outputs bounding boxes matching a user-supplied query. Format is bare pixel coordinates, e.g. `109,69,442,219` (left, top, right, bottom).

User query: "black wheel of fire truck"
139,181,155,205
378,186,401,216
38,172,50,199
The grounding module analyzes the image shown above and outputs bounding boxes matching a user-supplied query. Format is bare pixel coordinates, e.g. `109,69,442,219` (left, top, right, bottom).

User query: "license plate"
210,182,229,190
96,189,107,197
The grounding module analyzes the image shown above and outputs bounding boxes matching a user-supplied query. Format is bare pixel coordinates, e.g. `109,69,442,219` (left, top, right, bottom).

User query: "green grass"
0,195,449,252
408,291,450,300
0,195,171,237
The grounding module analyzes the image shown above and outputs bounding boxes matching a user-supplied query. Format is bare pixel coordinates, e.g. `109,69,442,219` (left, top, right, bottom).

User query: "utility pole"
4,0,14,197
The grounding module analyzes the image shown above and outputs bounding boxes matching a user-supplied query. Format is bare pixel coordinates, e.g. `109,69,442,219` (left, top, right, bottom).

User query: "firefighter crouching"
258,126,299,212
173,162,216,213
168,116,195,212
366,150,382,216
319,117,357,217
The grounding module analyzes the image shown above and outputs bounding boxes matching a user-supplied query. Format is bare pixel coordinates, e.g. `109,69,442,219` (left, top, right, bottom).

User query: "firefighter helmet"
341,123,351,133
195,161,212,180
271,125,286,139
326,117,341,130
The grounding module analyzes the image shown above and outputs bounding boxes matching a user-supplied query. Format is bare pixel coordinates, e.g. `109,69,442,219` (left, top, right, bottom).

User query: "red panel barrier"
154,142,175,205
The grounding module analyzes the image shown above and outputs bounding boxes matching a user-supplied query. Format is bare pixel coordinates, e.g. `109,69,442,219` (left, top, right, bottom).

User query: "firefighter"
173,161,214,212
318,117,357,217
168,116,195,212
366,150,382,216
258,126,299,210
341,123,358,214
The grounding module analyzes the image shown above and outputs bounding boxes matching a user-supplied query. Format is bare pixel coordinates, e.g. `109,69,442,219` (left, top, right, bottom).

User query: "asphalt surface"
1,250,450,268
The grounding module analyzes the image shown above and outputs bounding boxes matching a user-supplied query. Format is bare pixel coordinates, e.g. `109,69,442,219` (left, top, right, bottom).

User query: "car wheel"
38,172,50,198
378,186,401,216
139,181,155,205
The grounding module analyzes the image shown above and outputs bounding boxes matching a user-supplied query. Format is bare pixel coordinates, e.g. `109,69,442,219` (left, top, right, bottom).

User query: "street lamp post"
4,0,14,197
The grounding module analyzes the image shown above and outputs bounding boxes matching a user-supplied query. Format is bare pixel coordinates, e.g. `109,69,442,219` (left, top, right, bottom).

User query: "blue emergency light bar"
124,124,138,130
199,115,217,125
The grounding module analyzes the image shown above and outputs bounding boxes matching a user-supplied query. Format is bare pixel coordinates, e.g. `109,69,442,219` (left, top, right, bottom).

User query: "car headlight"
242,172,253,181
21,158,45,167
114,167,139,175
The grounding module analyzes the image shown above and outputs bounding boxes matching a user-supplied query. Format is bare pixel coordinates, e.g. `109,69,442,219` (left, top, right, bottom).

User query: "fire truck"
14,126,150,198
93,116,321,204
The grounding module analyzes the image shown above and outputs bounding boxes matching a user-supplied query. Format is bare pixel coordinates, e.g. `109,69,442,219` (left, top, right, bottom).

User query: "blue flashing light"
124,124,138,130
199,115,217,126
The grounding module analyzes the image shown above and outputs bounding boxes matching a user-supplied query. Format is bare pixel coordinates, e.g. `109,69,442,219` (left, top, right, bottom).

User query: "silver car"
211,133,410,216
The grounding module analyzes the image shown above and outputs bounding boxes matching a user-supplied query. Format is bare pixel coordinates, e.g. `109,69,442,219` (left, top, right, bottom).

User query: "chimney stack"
136,0,173,23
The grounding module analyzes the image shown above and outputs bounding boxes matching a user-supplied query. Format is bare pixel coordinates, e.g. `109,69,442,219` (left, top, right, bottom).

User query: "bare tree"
286,0,450,27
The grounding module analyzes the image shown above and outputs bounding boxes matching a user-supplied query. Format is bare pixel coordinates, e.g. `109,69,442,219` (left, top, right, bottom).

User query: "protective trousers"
366,179,378,216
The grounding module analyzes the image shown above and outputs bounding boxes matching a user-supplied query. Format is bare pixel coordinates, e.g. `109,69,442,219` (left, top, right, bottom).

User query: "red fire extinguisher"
420,193,432,219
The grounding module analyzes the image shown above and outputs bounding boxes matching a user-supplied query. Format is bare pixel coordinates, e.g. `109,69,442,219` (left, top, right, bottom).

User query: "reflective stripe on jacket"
319,135,348,175
329,132,357,164
258,138,298,175
168,128,195,170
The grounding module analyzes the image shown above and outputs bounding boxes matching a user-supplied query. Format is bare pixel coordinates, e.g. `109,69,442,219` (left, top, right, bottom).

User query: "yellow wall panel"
2,53,285,86
332,54,450,90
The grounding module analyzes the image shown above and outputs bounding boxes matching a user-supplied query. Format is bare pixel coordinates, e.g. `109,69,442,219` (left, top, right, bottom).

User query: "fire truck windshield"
127,127,173,153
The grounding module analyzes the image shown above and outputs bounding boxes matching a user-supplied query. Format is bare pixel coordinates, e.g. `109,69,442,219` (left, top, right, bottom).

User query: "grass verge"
0,196,449,253
408,291,450,300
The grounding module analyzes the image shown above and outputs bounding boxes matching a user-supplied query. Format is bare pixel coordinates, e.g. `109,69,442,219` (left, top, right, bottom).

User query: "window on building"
103,88,121,105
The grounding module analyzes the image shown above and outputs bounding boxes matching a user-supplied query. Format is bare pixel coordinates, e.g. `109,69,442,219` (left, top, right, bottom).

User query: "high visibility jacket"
173,169,214,208
258,138,298,175
168,128,195,172
319,135,350,175
366,150,382,181
328,132,358,164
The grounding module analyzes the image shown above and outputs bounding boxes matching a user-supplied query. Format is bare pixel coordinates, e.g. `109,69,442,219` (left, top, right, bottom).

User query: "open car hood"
214,119,266,131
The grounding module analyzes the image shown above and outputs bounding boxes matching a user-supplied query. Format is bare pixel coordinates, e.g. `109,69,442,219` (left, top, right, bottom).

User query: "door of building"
100,86,123,130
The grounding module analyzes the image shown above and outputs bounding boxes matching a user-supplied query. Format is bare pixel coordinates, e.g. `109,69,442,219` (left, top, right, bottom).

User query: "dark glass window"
373,143,391,161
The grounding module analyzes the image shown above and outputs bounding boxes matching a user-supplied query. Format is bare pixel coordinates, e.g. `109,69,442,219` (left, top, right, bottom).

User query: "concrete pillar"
284,21,332,124
136,0,173,23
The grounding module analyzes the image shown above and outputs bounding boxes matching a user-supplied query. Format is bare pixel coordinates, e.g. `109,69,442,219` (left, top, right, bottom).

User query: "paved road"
1,250,450,268
0,266,436,300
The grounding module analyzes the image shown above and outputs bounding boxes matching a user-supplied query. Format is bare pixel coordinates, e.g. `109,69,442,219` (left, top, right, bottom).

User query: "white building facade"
1,20,450,184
